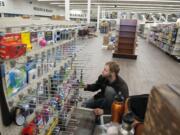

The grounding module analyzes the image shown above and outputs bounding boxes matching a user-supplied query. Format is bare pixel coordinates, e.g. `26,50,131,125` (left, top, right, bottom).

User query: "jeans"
83,86,117,111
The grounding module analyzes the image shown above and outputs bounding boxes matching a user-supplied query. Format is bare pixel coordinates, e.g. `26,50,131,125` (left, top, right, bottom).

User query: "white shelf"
26,39,74,57
100,18,117,21
0,39,75,63
7,57,73,107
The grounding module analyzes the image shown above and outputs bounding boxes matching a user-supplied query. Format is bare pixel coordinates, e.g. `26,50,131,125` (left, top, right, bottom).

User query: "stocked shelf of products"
0,17,88,135
148,23,180,60
137,23,151,39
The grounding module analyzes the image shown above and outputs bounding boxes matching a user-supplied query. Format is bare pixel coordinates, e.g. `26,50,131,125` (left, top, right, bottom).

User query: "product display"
5,67,27,97
21,32,33,51
37,31,45,47
148,23,180,59
1,2,180,134
0,33,26,59
113,19,138,59
0,17,81,135
100,21,110,34
45,31,53,45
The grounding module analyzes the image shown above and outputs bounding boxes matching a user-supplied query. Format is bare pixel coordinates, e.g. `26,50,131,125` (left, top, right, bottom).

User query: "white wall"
0,0,65,16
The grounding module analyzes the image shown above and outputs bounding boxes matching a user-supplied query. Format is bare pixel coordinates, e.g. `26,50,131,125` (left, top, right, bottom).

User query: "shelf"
117,26,137,32
41,117,58,135
119,24,137,27
119,32,136,38
0,39,75,62
113,51,137,59
100,18,117,21
118,47,134,50
27,39,74,57
7,57,73,107
118,38,135,44
23,66,76,134
117,49,134,54
118,30,136,33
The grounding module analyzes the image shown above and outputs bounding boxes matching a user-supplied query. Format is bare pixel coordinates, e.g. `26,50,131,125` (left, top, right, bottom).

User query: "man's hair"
105,61,120,75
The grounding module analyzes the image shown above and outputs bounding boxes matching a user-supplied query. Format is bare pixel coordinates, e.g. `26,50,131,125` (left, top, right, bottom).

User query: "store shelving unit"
0,17,86,135
113,19,138,59
148,23,180,60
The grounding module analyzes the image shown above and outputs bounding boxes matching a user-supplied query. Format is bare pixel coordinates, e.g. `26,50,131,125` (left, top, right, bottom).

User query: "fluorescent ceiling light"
38,0,64,1
49,2,65,5
50,2,63,5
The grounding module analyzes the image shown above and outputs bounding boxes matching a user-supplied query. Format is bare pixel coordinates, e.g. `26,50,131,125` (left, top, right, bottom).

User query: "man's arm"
84,75,105,92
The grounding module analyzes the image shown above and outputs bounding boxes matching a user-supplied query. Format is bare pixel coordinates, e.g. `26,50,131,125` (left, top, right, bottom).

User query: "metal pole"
65,0,70,21
87,0,91,24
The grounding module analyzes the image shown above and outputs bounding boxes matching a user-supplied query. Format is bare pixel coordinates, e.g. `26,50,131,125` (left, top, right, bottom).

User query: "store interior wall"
0,0,65,17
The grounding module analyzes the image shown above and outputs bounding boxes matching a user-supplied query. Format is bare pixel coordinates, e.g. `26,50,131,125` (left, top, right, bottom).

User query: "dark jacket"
85,75,129,100
85,75,129,114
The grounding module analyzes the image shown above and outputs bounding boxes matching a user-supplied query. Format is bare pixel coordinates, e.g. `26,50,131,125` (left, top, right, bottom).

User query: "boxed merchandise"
30,32,38,43
21,32,33,51
0,33,26,59
54,30,62,42
103,34,110,46
28,69,37,83
5,66,27,97
45,31,54,44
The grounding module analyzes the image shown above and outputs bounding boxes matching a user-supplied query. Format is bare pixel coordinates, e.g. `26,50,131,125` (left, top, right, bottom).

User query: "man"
84,61,129,116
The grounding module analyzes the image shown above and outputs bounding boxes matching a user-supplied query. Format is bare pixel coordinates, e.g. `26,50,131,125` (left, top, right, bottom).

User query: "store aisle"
79,35,180,96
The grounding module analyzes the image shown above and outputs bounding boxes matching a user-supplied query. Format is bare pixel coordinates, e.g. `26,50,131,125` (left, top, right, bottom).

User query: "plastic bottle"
111,92,125,123
119,112,134,135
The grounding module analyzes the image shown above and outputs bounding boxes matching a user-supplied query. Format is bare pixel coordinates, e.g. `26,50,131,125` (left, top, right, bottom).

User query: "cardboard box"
142,84,180,135
103,34,109,46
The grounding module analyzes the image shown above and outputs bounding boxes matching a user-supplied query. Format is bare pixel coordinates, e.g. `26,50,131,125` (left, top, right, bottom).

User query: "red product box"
0,42,26,59
22,122,36,135
0,33,26,59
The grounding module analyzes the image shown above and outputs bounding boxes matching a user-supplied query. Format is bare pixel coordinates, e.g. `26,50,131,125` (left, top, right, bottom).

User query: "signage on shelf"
33,7,53,13
0,1,5,7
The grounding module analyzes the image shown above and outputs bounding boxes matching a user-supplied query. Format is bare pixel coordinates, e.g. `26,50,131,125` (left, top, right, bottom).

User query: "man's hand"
83,84,88,90
93,108,104,116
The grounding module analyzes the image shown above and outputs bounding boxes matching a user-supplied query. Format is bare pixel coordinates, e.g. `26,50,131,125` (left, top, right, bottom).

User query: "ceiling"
36,0,180,13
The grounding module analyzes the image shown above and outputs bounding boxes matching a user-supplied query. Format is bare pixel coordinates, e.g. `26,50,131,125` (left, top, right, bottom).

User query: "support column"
165,14,169,22
1,13,4,18
87,0,91,24
127,12,131,19
97,5,100,32
65,0,70,21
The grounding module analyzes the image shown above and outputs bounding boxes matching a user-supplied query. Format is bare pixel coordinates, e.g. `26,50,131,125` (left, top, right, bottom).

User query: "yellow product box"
21,32,32,51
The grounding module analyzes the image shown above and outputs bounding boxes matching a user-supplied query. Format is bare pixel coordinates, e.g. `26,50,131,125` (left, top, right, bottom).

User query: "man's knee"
83,98,95,108
104,86,116,102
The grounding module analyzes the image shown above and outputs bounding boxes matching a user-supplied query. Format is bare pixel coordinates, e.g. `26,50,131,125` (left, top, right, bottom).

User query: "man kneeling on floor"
83,61,129,117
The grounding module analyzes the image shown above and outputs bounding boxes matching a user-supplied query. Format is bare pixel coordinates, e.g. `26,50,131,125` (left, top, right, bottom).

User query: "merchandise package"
45,31,54,45
5,66,27,97
0,33,26,59
21,32,33,51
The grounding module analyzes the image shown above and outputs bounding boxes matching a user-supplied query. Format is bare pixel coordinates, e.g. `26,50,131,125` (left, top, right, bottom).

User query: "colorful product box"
21,32,33,51
0,33,26,59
